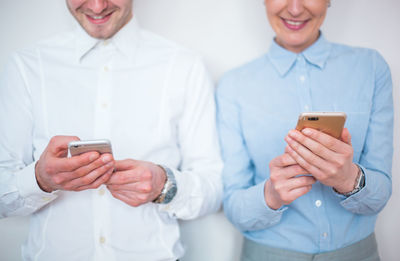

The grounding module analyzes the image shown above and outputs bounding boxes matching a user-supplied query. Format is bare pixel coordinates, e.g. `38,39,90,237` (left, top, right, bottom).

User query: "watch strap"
153,165,177,204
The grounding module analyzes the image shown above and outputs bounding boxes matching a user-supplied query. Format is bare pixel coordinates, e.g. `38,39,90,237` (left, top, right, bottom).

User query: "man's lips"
282,18,309,31
86,12,113,25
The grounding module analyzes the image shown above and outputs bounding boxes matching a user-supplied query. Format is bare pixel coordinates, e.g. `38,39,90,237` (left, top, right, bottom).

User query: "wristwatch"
335,165,365,197
153,165,177,204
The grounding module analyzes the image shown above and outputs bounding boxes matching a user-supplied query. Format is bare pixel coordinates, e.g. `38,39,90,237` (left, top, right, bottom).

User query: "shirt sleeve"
215,75,286,232
338,50,393,215
157,56,223,220
0,54,57,218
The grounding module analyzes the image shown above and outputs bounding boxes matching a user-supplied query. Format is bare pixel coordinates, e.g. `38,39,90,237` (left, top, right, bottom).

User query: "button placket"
296,55,312,112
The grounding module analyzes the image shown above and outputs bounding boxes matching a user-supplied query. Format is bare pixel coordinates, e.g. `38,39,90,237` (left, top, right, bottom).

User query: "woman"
217,0,393,260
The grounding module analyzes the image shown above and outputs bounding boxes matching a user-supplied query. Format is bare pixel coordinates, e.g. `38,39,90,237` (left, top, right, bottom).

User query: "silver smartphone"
68,139,113,157
295,112,347,139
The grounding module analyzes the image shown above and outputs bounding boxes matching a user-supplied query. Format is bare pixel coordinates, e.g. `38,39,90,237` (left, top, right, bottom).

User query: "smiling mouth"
86,12,113,25
282,18,309,30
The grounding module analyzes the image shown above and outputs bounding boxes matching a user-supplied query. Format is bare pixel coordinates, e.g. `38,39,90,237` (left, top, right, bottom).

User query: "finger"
65,160,115,189
300,128,346,153
285,145,326,180
44,151,100,174
53,151,101,172
340,128,352,145
48,135,80,155
106,169,143,185
287,185,313,200
286,176,316,191
107,181,152,194
74,167,114,191
285,135,330,166
270,153,298,168
114,159,140,171
68,153,114,179
108,190,143,207
287,130,335,161
278,164,310,179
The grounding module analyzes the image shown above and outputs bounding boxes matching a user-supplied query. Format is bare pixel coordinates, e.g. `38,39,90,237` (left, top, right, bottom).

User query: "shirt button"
300,75,305,82
304,105,309,111
98,188,105,196
322,232,328,238
101,102,108,109
42,197,51,202
315,200,322,207
104,66,109,72
103,40,110,46
99,236,106,244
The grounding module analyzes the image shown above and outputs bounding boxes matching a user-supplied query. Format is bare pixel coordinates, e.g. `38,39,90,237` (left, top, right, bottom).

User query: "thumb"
340,128,352,145
115,159,139,171
47,135,80,157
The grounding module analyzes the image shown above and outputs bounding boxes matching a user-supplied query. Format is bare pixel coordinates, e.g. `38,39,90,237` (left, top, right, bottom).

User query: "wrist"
35,162,53,193
334,164,365,196
155,165,167,197
333,164,359,193
264,180,283,210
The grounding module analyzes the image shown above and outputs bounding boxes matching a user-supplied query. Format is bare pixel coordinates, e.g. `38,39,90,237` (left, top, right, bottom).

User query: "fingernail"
289,130,298,137
89,153,98,161
102,155,112,163
285,136,293,142
302,128,312,136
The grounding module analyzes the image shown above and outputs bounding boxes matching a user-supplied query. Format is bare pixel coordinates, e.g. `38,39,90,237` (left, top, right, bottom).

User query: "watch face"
163,185,177,204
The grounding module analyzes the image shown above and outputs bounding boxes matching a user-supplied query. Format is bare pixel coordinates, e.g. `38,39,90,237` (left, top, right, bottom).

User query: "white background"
0,0,399,260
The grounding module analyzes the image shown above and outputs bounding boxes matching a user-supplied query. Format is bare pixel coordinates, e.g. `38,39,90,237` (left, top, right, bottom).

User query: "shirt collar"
74,17,140,62
74,23,99,62
111,16,140,61
267,33,331,76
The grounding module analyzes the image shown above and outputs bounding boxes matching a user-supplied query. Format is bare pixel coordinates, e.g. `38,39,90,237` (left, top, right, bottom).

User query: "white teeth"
285,20,304,26
91,15,105,20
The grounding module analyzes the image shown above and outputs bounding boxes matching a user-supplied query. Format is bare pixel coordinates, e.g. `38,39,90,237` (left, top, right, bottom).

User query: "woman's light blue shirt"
216,35,393,253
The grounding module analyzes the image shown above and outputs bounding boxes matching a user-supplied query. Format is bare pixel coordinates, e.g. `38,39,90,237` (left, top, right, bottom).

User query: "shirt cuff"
336,164,368,207
156,163,222,220
229,180,287,231
156,167,194,217
251,180,287,220
15,161,58,203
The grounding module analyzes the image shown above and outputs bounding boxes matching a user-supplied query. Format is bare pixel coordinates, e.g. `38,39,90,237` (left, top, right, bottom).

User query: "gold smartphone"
68,139,113,157
295,112,347,139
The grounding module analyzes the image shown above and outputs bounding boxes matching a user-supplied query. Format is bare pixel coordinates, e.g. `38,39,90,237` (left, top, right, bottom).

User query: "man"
0,0,223,260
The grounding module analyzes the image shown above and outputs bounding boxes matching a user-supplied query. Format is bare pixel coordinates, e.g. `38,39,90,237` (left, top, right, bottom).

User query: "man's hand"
284,128,359,194
265,153,316,210
106,159,167,207
35,136,115,193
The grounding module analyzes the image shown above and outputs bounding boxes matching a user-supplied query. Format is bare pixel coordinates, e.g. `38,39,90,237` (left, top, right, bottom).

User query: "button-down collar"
74,17,140,63
267,33,332,76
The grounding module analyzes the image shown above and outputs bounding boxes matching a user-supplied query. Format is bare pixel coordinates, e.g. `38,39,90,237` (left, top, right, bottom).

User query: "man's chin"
84,28,112,40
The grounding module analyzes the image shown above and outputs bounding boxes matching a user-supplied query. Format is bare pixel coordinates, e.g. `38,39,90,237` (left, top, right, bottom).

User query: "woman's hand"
265,153,316,210
284,128,359,194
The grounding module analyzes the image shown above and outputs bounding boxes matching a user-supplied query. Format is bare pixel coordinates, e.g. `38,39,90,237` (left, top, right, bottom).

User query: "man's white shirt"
0,18,223,261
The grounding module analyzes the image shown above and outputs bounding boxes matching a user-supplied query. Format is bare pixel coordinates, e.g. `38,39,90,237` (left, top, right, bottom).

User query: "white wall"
0,0,399,260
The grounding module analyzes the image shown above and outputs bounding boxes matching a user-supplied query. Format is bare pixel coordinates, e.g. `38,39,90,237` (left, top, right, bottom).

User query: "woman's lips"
282,18,309,31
